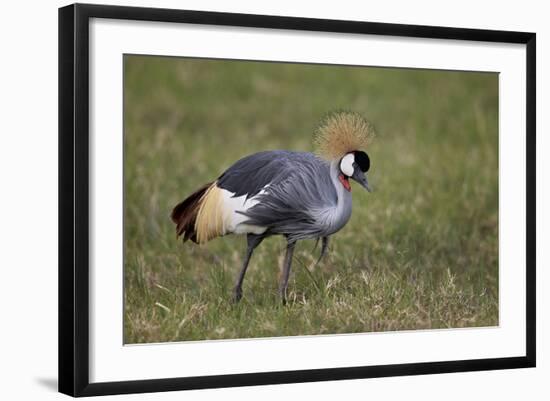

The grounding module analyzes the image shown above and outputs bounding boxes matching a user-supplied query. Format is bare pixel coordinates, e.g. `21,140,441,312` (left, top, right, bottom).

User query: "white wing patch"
219,186,268,235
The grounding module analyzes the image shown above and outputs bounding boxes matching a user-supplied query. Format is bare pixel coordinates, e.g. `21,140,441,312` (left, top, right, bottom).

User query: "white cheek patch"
340,153,355,176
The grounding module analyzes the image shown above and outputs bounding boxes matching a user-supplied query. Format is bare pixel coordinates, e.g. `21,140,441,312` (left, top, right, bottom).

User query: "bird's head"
338,150,371,192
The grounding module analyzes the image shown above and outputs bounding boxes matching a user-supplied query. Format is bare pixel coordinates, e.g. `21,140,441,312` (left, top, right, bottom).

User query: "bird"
171,111,374,303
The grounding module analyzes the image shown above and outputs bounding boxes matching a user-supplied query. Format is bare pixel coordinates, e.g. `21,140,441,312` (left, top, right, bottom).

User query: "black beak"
351,169,371,192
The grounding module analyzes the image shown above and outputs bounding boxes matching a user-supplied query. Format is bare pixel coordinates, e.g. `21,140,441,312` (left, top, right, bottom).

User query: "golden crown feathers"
314,111,375,160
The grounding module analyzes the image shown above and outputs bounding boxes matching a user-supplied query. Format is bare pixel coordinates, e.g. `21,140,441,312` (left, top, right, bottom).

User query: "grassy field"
123,55,499,344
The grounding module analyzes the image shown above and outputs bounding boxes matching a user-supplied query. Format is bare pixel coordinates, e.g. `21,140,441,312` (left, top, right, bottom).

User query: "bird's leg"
279,240,296,304
312,237,320,252
314,236,329,269
233,234,264,303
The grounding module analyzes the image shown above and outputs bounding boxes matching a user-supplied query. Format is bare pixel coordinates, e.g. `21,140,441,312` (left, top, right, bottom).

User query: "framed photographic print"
58,3,536,397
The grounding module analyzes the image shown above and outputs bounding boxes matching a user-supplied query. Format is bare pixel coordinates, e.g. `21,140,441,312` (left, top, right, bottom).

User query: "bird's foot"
279,290,288,306
232,287,243,304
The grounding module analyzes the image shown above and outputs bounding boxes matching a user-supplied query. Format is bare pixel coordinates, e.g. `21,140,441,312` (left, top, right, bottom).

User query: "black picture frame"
58,3,536,397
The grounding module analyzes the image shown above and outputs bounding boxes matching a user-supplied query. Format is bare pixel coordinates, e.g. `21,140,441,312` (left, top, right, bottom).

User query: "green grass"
123,55,499,343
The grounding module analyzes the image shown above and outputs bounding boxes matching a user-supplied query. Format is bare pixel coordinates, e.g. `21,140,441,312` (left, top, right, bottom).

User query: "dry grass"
123,55,499,343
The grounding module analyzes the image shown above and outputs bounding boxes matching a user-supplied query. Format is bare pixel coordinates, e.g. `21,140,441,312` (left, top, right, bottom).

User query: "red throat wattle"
338,174,351,192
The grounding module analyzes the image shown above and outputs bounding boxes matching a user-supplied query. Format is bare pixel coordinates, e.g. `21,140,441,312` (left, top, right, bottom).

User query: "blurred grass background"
123,55,498,344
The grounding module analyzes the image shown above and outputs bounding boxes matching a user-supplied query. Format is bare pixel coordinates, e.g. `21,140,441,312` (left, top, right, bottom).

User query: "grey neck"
324,161,353,235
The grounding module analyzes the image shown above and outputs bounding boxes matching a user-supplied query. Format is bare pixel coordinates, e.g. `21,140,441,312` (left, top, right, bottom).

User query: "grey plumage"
218,150,295,199
219,151,352,243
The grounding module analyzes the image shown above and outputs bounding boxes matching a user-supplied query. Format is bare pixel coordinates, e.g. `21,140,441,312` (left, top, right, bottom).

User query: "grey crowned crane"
171,111,374,303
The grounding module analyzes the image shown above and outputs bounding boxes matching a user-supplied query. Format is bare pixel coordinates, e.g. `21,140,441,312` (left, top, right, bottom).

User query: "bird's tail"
171,181,227,244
